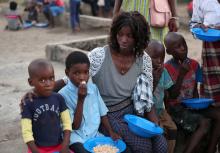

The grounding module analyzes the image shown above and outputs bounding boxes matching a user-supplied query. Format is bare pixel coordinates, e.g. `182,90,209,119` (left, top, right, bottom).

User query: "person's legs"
49,6,64,27
159,110,177,153
104,105,167,153
75,1,80,31
70,0,80,32
69,142,89,153
104,0,111,17
43,4,51,24
70,0,77,29
43,4,49,17
169,106,211,153
183,118,210,153
200,107,220,153
90,0,98,16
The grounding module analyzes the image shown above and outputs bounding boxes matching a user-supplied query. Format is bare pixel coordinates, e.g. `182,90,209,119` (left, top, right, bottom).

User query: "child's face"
117,26,135,52
148,47,165,69
151,55,165,70
167,37,188,62
28,66,55,97
66,63,89,87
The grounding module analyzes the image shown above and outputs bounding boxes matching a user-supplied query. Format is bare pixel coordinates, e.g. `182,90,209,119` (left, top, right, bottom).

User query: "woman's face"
116,26,135,53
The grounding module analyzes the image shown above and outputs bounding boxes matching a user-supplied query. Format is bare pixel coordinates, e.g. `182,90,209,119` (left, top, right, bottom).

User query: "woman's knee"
152,135,168,153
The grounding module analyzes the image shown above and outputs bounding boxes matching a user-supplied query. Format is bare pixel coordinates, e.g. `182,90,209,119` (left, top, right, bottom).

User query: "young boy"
21,59,72,153
58,51,121,153
5,1,23,30
147,40,177,153
164,32,211,153
24,0,38,23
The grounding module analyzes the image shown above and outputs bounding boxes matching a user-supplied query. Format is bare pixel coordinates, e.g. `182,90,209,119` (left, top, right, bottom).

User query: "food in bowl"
93,144,119,153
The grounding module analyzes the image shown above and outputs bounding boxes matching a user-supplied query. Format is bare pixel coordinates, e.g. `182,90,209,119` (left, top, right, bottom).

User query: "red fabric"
55,0,64,7
28,144,62,153
202,41,220,103
165,59,199,106
27,144,75,153
5,15,19,19
187,1,193,12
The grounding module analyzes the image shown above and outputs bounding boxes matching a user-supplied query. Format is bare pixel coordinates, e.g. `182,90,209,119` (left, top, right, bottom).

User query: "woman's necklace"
111,49,135,75
118,55,135,75
120,62,127,74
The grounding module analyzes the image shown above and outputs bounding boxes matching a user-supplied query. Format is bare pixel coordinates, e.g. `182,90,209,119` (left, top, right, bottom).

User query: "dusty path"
0,3,202,152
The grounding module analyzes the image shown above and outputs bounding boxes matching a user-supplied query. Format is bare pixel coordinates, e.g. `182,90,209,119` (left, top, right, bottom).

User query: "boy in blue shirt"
59,51,120,153
21,59,72,153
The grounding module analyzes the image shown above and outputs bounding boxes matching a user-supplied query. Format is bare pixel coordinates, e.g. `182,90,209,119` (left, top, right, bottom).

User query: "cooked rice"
93,144,119,153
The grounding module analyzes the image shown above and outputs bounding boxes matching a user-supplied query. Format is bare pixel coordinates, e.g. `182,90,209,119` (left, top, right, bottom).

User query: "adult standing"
113,0,178,42
190,0,220,152
69,0,81,32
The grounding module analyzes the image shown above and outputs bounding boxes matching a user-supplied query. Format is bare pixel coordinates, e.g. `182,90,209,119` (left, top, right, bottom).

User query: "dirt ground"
0,3,202,153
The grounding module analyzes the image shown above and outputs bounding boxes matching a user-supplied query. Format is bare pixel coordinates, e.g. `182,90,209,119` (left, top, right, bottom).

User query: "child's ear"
28,78,33,86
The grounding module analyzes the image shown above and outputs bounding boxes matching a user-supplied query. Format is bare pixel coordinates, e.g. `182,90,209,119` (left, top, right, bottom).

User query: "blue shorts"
44,4,64,16
50,6,64,16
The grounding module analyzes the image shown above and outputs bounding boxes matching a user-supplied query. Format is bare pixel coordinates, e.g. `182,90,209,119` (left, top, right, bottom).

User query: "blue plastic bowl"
182,98,214,109
124,114,163,138
34,22,49,28
191,28,220,42
23,22,33,29
83,137,126,153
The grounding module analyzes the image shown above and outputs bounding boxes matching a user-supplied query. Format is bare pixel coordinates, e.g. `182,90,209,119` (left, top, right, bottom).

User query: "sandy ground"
0,3,202,153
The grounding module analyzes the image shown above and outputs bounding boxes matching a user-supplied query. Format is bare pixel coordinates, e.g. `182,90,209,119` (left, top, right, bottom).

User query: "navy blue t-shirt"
21,93,67,146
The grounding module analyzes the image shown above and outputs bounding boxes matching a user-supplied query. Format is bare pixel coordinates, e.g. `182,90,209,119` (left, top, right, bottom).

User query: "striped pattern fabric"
202,41,220,103
121,0,169,42
103,105,168,153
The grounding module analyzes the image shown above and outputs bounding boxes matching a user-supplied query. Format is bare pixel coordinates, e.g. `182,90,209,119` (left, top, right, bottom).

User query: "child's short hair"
164,32,188,55
28,59,53,78
65,51,90,69
10,1,17,11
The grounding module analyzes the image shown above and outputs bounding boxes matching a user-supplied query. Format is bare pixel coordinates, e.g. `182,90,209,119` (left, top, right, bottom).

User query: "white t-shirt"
191,0,220,27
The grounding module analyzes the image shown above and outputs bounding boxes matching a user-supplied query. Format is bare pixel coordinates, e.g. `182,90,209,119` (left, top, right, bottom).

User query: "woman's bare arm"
113,0,123,17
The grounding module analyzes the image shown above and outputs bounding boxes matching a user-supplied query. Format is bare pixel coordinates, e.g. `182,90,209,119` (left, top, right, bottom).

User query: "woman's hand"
193,23,208,31
168,18,178,32
20,89,37,112
109,131,121,141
